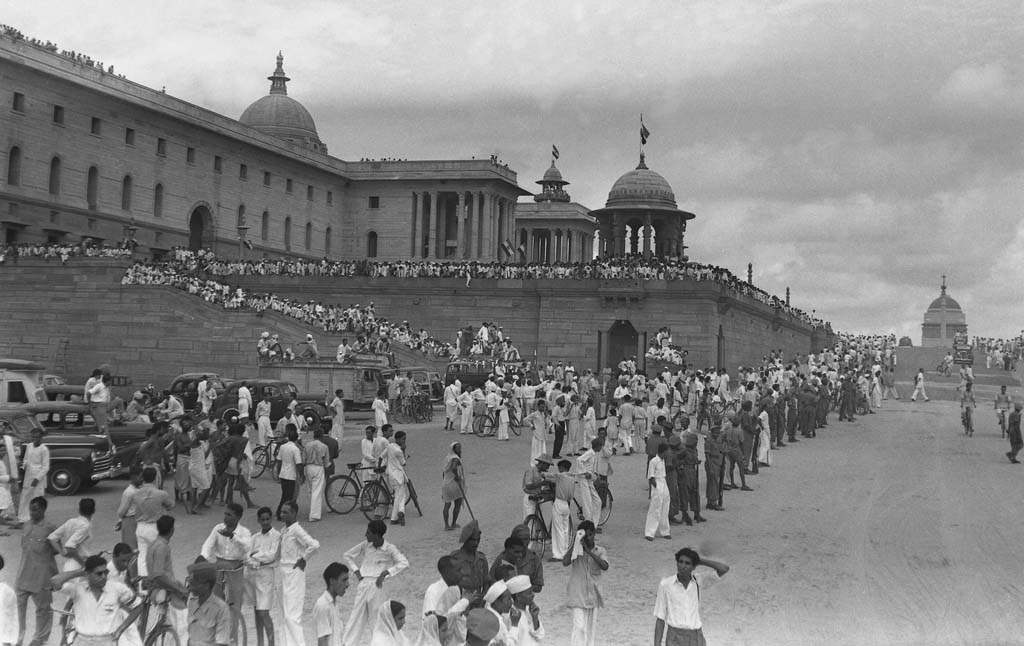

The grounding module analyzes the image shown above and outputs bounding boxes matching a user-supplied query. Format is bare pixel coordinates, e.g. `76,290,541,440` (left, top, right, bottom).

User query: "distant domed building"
921,276,967,347
514,157,596,263
590,153,695,258
239,53,327,154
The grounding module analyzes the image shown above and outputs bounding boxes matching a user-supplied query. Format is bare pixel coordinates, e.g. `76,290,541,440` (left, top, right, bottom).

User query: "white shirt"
277,441,303,480
57,578,135,636
313,590,345,646
88,382,110,403
238,386,253,417
652,571,720,630
342,540,409,579
0,581,17,643
49,516,92,569
22,443,50,481
247,527,282,568
385,442,406,484
200,523,253,561
279,522,319,565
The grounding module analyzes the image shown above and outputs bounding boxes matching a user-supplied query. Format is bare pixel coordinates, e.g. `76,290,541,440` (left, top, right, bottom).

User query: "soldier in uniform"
704,424,725,510
678,433,705,524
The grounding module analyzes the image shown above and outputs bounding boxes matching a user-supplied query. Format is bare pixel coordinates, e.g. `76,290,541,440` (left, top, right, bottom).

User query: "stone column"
410,192,418,258
642,214,652,257
424,191,436,259
469,193,479,259
456,192,466,259
525,228,534,263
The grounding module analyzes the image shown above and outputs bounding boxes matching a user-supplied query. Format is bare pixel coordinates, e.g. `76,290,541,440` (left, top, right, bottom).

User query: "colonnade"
596,213,686,258
521,227,593,264
409,190,516,261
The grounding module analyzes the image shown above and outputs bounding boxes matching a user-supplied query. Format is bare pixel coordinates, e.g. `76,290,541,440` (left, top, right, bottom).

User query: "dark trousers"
741,434,754,472
770,410,784,445
17,587,53,646
666,468,680,518
750,432,762,471
596,475,609,508
277,477,296,518
680,466,700,514
705,455,723,506
552,421,566,457
786,409,798,439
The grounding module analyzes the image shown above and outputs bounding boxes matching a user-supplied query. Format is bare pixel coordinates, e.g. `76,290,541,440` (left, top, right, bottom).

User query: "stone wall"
0,259,829,390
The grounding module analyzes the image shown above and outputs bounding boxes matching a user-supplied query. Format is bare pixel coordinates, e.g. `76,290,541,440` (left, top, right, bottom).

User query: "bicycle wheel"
510,412,522,436
251,447,268,479
145,625,180,646
524,513,548,557
360,481,393,521
599,489,613,527
60,599,76,646
325,475,360,514
407,477,423,516
424,400,434,422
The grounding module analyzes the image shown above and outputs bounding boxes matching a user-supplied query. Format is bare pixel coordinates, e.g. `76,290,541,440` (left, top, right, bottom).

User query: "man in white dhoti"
645,443,671,540
18,429,49,523
279,500,319,646
342,520,409,646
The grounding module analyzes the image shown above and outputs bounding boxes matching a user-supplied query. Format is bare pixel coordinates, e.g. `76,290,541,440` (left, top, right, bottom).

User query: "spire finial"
637,152,648,170
268,52,290,95
941,274,947,295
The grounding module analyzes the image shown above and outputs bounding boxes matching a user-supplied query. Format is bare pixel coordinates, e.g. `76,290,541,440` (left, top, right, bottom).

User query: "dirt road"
3,400,1023,645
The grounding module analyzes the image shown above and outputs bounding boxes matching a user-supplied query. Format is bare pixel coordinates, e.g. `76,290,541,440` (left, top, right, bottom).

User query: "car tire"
299,407,324,430
220,408,240,423
49,466,82,496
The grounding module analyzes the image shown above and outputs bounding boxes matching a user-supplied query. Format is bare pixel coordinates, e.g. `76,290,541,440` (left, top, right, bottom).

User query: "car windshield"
286,384,298,397
10,415,39,435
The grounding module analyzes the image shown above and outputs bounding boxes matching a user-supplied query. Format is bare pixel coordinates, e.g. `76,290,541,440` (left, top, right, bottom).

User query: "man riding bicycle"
995,385,1011,437
961,382,977,436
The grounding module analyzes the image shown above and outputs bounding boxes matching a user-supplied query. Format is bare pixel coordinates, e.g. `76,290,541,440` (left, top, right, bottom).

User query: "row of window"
10,91,334,204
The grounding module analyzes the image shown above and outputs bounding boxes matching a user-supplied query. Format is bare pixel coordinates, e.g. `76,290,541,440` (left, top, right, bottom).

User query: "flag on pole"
640,118,650,145
552,144,560,160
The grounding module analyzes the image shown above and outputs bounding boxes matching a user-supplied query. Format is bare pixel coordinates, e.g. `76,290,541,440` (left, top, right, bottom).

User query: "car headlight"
91,450,104,462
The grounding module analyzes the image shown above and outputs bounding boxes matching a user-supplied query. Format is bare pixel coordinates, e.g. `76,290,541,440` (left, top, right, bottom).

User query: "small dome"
239,53,325,153
541,162,567,185
927,294,962,311
605,155,677,209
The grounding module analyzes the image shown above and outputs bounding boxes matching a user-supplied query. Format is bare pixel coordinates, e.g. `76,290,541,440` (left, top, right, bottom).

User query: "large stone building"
0,36,526,261
513,159,597,263
921,276,967,347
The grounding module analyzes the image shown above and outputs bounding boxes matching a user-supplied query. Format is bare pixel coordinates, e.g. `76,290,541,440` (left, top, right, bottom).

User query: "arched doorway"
188,204,215,251
607,320,639,370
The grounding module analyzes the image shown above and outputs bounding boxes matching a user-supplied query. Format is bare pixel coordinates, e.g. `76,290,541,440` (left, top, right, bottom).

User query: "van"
0,359,48,406
257,363,383,410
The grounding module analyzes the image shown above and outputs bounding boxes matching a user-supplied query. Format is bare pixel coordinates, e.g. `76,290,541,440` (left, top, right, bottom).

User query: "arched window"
324,226,332,256
367,231,378,258
153,184,163,218
284,216,292,250
121,175,132,210
87,166,98,209
261,211,269,241
305,222,312,250
237,204,246,228
48,156,61,195
6,146,21,185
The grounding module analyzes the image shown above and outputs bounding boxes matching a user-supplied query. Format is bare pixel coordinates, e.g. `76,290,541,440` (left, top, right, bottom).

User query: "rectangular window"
90,117,102,135
11,92,25,112
239,164,248,180
186,147,196,164
369,196,380,209
157,138,167,156
307,185,314,201
124,128,135,145
52,105,64,124
286,179,293,194
214,156,222,173
263,171,271,186
327,191,333,205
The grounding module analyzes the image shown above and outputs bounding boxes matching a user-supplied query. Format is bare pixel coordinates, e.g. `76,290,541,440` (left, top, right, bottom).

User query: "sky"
7,0,1024,340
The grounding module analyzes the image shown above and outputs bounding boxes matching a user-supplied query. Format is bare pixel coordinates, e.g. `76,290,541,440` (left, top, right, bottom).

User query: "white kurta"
645,456,670,538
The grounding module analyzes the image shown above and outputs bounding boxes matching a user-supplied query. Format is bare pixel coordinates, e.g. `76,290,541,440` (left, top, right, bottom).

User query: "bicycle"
395,393,434,424
962,406,974,437
325,461,382,516
359,471,423,521
998,409,1008,438
118,586,186,646
251,439,283,479
212,563,248,646
472,408,522,437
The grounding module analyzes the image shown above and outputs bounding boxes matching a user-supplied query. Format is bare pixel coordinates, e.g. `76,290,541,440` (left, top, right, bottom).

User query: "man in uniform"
186,564,232,646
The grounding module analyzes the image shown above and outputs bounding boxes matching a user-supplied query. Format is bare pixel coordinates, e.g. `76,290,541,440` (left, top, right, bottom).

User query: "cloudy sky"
8,1,1023,339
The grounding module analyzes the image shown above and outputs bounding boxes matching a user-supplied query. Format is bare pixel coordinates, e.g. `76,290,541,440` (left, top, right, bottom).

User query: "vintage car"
23,401,149,479
42,374,68,387
211,379,332,428
44,384,86,403
0,406,115,495
166,373,229,411
0,358,48,406
383,367,444,401
443,359,538,389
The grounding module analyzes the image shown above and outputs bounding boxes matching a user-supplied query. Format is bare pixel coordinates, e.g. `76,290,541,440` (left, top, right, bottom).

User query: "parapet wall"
0,259,829,388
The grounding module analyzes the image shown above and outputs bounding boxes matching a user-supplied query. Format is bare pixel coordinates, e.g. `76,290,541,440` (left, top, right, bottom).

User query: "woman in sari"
412,614,445,646
441,443,464,531
370,600,408,646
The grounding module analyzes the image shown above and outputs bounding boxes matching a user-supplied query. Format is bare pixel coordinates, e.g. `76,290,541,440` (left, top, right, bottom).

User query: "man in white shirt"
246,507,281,646
48,498,95,572
443,380,461,431
652,547,730,646
328,389,345,444
237,381,254,423
386,431,409,526
507,574,544,646
199,502,253,616
278,500,320,646
255,393,273,447
275,426,303,520
313,562,350,646
18,429,49,523
422,555,470,646
50,555,136,646
341,520,409,646
87,374,112,434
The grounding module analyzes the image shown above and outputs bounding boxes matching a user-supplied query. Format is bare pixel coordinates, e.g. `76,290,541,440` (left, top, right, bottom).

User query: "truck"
0,359,48,406
257,362,384,410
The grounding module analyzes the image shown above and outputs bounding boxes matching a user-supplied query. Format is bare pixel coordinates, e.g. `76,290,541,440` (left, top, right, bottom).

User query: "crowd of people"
1,24,127,78
0,241,133,264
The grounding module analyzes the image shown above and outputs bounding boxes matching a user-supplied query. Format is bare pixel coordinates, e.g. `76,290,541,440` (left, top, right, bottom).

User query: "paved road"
3,400,1023,645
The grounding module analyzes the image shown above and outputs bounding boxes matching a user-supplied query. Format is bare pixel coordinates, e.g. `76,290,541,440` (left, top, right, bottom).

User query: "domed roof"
928,293,962,311
239,53,325,153
540,161,567,185
605,154,677,209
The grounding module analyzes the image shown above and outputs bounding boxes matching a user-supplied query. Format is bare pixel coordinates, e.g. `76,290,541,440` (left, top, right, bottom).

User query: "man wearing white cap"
507,574,544,645
483,580,513,645
465,608,499,646
299,334,319,360
422,556,470,646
